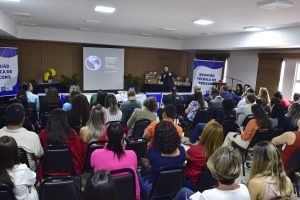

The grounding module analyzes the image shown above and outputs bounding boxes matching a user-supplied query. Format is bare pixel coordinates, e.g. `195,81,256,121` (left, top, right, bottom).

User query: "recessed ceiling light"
21,22,36,26
79,27,95,31
243,26,265,31
12,12,31,17
0,0,20,2
257,0,294,11
160,27,176,31
94,6,115,13
85,19,101,24
141,33,152,36
193,19,214,25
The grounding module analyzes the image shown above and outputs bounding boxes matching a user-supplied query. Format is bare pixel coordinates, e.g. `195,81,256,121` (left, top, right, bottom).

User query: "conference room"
1,0,300,200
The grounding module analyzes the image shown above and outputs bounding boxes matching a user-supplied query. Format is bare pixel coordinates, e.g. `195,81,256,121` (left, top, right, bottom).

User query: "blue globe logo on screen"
85,55,101,71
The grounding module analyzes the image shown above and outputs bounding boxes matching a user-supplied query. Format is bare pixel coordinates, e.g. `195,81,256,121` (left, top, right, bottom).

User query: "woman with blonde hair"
247,141,294,200
184,120,224,190
257,87,271,113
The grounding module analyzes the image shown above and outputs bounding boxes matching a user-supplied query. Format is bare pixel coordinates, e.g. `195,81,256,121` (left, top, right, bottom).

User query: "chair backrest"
42,145,75,177
287,148,300,171
195,165,217,192
18,148,30,168
0,183,16,200
84,141,105,171
191,108,211,129
131,119,151,139
248,129,274,149
222,119,239,139
39,177,80,200
125,138,147,161
110,168,136,200
149,166,184,200
46,104,60,113
122,107,136,126
242,114,254,127
26,103,37,124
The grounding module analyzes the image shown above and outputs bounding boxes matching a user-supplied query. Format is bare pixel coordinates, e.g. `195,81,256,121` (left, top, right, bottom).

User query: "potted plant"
124,74,142,91
60,74,79,90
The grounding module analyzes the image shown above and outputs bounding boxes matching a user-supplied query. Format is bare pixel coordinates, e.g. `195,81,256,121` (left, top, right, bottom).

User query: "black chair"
232,129,274,176
148,166,184,200
126,138,147,162
287,148,300,197
195,165,217,192
0,183,16,200
26,103,38,125
241,114,253,127
110,168,136,200
222,118,239,139
39,176,80,200
42,145,75,177
131,119,151,139
83,141,105,172
191,108,211,130
18,148,30,168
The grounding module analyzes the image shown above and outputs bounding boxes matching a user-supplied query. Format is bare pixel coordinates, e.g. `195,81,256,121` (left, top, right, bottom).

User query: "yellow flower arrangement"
43,67,57,82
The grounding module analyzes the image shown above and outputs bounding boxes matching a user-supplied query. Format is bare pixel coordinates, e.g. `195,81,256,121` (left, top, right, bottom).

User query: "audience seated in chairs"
236,87,255,108
184,120,224,191
40,87,61,113
269,97,285,129
83,170,118,200
274,91,290,111
172,146,250,200
67,94,90,130
185,91,208,123
272,118,300,171
139,121,186,198
0,136,38,200
283,103,300,132
144,104,183,148
62,87,80,111
79,105,107,160
208,88,223,111
104,94,122,124
235,93,256,126
223,104,272,149
90,122,140,200
120,90,142,125
127,97,157,137
256,87,271,114
0,103,43,171
22,82,40,116
162,87,184,108
39,109,83,179
90,89,107,107
247,141,294,200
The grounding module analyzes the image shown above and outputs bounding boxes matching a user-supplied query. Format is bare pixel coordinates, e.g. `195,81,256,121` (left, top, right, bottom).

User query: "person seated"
184,120,224,190
162,87,184,107
144,104,183,148
172,146,250,200
90,122,140,200
0,103,43,171
40,87,62,113
235,93,256,126
220,84,241,103
269,97,285,129
271,118,300,171
22,82,40,115
62,87,80,111
283,103,300,132
0,136,38,200
234,83,243,96
139,121,186,198
185,84,202,107
104,94,122,123
185,91,208,123
120,90,142,125
127,97,157,137
291,92,300,105
67,94,90,129
83,170,118,200
247,141,294,200
223,104,272,149
208,88,223,110
256,87,271,114
39,109,83,178
90,89,107,107
236,87,255,108
80,105,107,159
273,91,290,111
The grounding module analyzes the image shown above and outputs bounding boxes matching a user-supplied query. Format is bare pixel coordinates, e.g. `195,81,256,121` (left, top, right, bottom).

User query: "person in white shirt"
0,136,38,200
235,93,256,126
236,88,255,108
0,103,43,171
104,94,122,123
22,82,40,114
172,146,250,200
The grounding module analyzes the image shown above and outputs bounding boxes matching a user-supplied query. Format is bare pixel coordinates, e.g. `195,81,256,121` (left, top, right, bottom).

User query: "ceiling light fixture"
160,27,176,31
256,0,294,11
193,19,214,25
85,19,101,24
0,0,21,2
79,27,95,31
12,12,31,17
141,33,152,36
243,26,265,32
21,22,36,26
94,6,115,13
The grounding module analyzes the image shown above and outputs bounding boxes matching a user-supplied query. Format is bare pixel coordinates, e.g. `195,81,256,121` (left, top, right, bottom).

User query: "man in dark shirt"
120,90,142,125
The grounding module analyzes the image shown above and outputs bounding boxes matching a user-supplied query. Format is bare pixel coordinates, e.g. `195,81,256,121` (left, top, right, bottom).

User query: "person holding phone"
161,65,175,92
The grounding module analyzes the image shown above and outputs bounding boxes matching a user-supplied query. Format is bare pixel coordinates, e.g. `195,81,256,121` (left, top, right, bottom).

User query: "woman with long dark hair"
223,104,272,149
67,94,90,129
185,91,208,122
104,94,122,123
39,109,83,176
0,136,38,200
40,87,61,113
90,122,140,200
83,170,118,200
234,84,243,96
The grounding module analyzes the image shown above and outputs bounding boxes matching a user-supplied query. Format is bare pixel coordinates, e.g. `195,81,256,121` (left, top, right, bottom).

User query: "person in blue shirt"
220,84,241,104
22,82,40,115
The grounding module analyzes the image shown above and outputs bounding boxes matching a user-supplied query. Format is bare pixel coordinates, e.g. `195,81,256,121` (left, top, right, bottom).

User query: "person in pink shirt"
90,122,140,200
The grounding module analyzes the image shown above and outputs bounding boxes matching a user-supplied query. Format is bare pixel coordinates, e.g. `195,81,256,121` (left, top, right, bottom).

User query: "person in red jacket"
39,108,83,178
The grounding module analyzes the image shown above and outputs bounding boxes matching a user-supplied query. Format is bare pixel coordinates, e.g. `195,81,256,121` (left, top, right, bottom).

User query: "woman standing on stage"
161,65,175,92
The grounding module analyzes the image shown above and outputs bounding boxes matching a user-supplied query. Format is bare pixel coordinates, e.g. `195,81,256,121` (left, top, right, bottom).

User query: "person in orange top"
223,104,271,149
143,104,183,148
